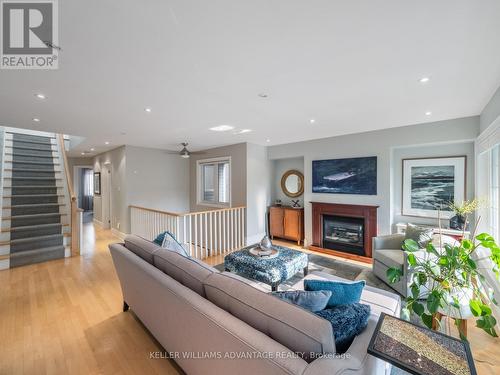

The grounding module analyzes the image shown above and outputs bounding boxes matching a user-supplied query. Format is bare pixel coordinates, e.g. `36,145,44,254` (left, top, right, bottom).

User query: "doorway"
73,166,94,224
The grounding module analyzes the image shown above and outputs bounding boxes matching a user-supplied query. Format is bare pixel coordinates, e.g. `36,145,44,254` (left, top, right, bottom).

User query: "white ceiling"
1,0,500,157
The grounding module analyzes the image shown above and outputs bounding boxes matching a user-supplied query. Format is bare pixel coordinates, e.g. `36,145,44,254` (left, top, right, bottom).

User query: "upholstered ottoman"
224,245,308,291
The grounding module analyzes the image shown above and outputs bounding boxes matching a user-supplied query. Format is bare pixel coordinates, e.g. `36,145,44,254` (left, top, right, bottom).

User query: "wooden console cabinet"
269,206,304,245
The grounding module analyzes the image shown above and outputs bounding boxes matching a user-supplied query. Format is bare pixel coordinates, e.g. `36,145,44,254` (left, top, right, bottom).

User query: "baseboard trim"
93,218,104,228
111,228,127,241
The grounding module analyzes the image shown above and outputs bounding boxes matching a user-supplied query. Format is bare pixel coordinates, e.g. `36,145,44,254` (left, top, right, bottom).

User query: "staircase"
0,130,72,268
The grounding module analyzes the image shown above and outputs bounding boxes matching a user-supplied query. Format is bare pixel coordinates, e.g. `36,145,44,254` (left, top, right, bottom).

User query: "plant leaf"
386,268,402,283
427,290,442,314
410,283,420,299
469,300,482,317
407,253,417,267
421,313,433,329
425,242,439,256
403,239,420,252
412,302,425,316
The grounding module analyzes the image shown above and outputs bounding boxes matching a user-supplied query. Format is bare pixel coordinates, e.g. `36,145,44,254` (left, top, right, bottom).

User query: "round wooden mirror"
281,170,304,198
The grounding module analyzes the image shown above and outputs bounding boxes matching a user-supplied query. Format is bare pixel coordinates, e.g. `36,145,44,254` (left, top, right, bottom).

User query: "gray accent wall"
480,84,500,133
271,157,305,207
126,146,190,214
392,142,475,228
268,117,479,245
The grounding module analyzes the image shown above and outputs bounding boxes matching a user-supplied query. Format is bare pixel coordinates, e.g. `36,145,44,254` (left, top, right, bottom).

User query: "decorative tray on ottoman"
248,246,280,259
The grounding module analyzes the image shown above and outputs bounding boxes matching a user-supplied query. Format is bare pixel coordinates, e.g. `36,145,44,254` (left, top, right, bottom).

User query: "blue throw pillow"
315,303,371,353
161,231,189,257
153,232,167,245
304,279,365,308
270,290,333,312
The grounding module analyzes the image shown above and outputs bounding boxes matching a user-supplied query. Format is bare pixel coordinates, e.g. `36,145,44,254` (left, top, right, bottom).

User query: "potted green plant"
387,225,500,339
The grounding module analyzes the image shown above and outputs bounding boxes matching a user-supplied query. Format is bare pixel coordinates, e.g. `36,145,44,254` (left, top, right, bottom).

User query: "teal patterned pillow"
161,231,189,257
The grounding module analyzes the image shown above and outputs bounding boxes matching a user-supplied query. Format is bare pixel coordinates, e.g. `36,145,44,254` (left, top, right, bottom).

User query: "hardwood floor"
0,224,182,375
0,226,498,374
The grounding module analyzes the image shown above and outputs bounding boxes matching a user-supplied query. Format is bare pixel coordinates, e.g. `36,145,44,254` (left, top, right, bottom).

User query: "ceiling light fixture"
81,152,86,155
32,118,40,122
266,139,271,143
310,119,316,124
90,148,95,151
210,125,234,132
105,141,110,145
258,93,269,98
35,93,46,99
419,77,430,83
425,111,432,116
144,107,152,113
236,129,252,134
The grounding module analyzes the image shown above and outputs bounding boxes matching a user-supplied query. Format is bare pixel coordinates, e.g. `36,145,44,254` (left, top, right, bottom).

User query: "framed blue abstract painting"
312,157,377,195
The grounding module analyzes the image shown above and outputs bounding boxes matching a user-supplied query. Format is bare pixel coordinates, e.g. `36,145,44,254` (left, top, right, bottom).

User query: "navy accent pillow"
304,279,365,308
270,290,333,312
315,303,371,353
153,232,167,245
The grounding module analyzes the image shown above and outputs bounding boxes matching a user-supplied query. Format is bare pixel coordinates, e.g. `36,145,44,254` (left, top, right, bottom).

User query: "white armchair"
372,234,436,297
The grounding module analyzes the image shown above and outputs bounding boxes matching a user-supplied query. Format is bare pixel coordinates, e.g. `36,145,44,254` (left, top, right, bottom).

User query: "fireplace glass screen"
322,215,365,256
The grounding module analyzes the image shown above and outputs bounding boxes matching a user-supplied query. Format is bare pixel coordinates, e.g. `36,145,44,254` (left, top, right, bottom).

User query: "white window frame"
196,156,231,208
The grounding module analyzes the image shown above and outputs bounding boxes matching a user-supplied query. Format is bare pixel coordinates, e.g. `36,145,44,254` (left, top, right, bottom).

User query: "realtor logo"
1,0,58,69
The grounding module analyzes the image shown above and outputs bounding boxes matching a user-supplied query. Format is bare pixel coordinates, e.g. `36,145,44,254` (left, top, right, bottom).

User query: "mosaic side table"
368,313,477,375
224,244,308,291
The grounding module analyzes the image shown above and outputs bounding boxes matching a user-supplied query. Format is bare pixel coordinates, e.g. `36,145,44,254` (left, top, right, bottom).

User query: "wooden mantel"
309,202,379,263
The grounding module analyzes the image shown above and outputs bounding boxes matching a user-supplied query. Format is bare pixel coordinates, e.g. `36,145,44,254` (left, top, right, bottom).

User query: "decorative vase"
259,235,272,250
449,214,466,230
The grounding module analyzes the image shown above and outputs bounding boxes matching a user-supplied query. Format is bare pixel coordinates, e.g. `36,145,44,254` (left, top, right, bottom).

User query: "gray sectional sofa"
110,235,401,375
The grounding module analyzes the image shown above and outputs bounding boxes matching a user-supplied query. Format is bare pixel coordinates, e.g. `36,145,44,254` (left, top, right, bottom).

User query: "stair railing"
130,205,247,259
58,134,82,256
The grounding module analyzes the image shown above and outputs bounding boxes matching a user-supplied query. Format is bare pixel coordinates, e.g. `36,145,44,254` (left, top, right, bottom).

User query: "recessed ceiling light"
236,129,252,134
144,107,152,113
310,119,316,124
81,152,86,155
90,148,95,151
266,139,271,143
210,125,234,132
425,111,432,116
105,141,110,145
35,93,46,99
32,118,40,122
419,77,430,83
258,93,268,98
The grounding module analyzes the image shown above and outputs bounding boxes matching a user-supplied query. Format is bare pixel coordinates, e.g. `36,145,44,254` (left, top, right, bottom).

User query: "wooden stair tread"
1,223,69,232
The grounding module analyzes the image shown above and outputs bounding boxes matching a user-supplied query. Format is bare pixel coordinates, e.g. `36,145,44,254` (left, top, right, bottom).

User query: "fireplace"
310,202,378,263
322,215,365,256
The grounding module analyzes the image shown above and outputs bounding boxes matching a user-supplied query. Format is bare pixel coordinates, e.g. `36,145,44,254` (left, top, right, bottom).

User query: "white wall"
271,157,305,207
93,145,190,235
268,117,479,245
246,143,272,243
93,147,127,231
126,146,190,213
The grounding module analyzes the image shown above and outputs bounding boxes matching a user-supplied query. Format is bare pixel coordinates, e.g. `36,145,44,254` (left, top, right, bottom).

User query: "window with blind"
197,157,231,206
